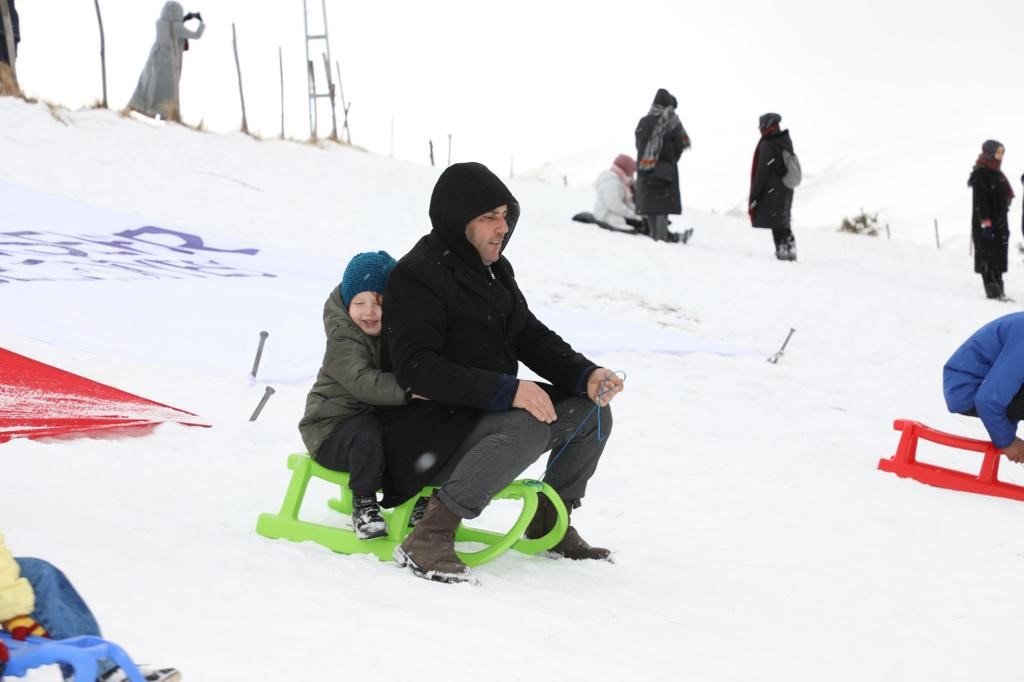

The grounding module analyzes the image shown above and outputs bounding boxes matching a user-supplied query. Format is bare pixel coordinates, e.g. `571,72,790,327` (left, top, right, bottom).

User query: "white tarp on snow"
0,181,759,380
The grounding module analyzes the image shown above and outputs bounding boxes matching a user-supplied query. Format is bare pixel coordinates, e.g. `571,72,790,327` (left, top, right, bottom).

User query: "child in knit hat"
298,251,414,539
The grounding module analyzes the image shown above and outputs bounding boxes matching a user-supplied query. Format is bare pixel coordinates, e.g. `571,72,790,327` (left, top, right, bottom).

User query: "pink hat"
613,154,636,176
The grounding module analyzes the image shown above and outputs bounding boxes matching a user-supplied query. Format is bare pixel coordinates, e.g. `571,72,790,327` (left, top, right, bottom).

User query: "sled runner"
571,211,641,235
256,454,569,566
0,632,147,681
877,419,1024,502
572,212,693,243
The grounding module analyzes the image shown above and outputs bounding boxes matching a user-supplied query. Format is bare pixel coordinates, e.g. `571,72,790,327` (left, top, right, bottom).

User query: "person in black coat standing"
0,0,17,66
0,0,19,95
969,139,1014,300
635,88,691,243
749,112,797,261
379,162,625,584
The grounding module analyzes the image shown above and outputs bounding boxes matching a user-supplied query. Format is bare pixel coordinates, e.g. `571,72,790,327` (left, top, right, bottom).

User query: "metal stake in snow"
251,330,269,378
767,328,795,364
249,386,275,421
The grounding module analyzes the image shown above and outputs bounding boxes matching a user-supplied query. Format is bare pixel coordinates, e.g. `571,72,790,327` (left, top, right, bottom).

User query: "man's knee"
503,409,552,457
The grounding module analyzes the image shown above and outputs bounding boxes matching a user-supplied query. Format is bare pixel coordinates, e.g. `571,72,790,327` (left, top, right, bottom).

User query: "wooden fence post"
231,23,249,134
335,61,350,144
278,46,284,138
93,0,108,107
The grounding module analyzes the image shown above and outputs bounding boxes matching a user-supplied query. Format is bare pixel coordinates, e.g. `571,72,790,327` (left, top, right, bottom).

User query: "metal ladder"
302,0,339,141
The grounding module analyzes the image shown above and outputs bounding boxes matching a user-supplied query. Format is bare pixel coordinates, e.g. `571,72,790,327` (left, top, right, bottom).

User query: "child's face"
348,291,383,336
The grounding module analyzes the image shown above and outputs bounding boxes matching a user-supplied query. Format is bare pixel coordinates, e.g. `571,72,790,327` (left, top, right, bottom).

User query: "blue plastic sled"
0,632,146,681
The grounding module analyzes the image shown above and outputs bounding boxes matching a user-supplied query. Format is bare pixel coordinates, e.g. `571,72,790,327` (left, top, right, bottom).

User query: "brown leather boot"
393,493,475,584
525,494,612,561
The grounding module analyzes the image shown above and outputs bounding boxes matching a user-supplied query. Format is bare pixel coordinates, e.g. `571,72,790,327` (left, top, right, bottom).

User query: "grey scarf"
638,104,681,173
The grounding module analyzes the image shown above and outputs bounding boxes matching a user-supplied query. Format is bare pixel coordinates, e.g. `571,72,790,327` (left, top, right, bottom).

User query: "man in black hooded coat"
379,162,625,583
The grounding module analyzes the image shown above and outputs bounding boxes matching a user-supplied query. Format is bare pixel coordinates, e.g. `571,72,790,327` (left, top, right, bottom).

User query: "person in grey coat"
128,1,205,122
298,251,412,539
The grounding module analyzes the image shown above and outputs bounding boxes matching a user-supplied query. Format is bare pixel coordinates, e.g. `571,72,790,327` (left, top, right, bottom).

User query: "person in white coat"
593,154,644,232
128,1,205,122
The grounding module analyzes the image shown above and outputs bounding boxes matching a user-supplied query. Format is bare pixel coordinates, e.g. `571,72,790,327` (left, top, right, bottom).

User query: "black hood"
428,162,520,267
764,128,794,153
652,88,676,108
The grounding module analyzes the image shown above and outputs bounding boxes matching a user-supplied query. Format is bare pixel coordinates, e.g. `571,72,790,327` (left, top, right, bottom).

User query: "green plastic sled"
255,454,568,567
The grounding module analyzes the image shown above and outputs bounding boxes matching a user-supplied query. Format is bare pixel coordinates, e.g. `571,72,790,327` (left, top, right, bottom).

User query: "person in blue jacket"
943,312,1024,462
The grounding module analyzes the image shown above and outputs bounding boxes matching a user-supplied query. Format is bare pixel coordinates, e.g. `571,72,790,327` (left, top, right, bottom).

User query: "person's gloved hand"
183,11,195,20
195,12,203,21
1,615,49,640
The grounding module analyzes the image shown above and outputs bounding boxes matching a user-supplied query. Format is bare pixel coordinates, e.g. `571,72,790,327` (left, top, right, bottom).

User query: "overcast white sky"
12,0,1024,189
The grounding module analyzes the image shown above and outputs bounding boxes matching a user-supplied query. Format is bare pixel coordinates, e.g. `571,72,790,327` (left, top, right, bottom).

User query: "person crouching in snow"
943,312,1024,462
299,251,421,540
593,154,646,234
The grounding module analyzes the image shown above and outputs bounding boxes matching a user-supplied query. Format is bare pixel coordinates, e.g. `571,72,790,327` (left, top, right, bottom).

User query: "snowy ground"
2,97,1024,681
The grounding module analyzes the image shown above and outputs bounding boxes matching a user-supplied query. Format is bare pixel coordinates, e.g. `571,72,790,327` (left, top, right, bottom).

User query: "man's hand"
513,380,557,423
586,368,624,406
1003,438,1024,463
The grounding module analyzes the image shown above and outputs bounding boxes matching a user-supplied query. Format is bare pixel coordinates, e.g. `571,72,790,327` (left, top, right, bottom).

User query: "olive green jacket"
298,288,406,455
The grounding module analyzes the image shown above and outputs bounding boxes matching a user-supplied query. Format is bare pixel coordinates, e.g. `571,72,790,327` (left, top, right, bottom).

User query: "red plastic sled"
878,419,1024,502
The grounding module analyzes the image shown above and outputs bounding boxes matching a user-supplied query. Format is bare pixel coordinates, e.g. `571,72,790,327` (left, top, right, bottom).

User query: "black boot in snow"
408,496,428,527
352,493,388,540
525,494,612,561
775,238,797,261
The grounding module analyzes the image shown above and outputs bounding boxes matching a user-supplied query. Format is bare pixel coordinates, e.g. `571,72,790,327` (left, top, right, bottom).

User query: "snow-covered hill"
2,97,1024,681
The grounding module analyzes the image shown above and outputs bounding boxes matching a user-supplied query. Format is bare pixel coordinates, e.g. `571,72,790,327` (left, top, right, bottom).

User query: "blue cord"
526,370,626,485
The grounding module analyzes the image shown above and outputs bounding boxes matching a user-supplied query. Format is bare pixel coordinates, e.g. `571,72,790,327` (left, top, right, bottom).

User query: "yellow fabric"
0,532,35,622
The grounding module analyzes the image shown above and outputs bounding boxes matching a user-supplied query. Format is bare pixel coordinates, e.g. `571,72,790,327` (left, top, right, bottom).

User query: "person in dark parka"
635,88,691,242
0,0,19,95
969,139,1014,300
0,0,18,66
379,162,625,584
749,112,797,261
